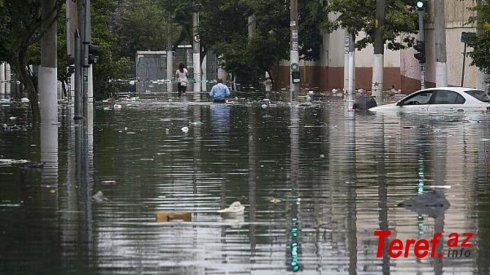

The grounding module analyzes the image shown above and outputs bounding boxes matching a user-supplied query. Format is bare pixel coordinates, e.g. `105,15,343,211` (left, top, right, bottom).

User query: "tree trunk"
15,48,40,123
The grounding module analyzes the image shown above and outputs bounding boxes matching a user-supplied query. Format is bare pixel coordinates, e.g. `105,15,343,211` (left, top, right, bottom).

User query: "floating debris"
100,180,117,186
92,191,109,203
21,161,44,170
397,191,450,218
0,159,30,166
181,126,189,133
155,211,192,222
269,197,282,204
218,201,245,218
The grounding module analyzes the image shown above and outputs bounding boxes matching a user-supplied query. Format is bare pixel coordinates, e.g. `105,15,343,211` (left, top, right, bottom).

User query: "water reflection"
0,100,489,274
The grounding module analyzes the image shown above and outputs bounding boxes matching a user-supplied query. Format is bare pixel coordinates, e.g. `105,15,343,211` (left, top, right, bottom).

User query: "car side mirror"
396,101,403,106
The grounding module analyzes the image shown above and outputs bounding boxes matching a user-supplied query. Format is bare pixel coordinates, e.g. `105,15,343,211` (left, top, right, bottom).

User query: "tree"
115,0,181,57
324,0,418,50
0,0,64,122
466,1,490,74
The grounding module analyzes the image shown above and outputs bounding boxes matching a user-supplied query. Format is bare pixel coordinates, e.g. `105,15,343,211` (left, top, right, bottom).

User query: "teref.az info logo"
374,230,473,258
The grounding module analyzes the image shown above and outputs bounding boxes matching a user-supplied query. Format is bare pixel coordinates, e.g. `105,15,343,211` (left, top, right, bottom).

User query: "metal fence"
135,48,219,94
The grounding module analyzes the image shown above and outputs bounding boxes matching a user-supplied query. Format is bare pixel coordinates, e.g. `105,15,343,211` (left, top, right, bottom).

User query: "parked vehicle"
369,87,490,114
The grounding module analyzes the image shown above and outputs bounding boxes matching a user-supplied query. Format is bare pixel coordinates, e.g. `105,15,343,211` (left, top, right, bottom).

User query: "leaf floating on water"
269,197,282,204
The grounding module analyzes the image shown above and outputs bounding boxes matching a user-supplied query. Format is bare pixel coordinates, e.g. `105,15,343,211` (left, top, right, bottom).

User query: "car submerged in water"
369,87,490,114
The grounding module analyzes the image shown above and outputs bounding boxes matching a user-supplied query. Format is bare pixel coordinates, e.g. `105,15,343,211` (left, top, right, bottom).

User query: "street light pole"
418,10,426,89
192,3,201,100
290,0,299,103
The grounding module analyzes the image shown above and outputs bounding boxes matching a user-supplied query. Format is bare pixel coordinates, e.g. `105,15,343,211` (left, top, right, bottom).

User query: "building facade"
274,0,479,94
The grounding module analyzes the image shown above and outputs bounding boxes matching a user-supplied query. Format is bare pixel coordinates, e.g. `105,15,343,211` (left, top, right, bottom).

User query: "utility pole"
192,3,201,99
372,0,385,105
414,0,427,89
75,0,84,119
434,0,447,87
290,0,299,103
39,0,58,123
346,33,355,118
66,0,75,99
86,0,93,106
82,0,90,117
248,15,256,44
417,9,426,89
166,18,173,95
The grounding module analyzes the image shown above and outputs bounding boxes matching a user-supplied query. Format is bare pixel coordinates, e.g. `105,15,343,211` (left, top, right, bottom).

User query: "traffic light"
66,55,75,77
413,40,425,63
416,0,427,11
88,44,100,64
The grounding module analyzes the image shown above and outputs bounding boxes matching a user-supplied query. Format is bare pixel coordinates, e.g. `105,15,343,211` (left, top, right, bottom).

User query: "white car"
369,87,490,114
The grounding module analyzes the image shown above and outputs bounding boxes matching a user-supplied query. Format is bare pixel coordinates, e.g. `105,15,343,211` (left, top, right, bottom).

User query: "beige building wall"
275,0,481,94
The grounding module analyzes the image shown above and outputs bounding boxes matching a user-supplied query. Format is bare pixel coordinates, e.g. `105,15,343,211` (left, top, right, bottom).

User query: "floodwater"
1,98,490,275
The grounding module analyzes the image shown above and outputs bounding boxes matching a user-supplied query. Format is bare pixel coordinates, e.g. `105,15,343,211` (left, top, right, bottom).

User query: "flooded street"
1,99,490,274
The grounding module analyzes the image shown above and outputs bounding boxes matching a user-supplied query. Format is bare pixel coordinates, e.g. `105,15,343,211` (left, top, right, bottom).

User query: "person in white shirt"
175,63,188,97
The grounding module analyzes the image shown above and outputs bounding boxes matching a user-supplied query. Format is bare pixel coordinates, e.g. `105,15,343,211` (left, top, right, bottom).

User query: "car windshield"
465,89,490,102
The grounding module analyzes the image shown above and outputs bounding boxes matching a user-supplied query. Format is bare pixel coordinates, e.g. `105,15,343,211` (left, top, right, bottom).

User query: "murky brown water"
1,99,489,274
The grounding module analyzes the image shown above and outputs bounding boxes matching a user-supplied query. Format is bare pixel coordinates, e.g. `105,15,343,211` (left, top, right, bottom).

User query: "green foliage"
466,1,490,73
325,0,418,50
91,0,133,99
115,0,181,56
299,0,328,60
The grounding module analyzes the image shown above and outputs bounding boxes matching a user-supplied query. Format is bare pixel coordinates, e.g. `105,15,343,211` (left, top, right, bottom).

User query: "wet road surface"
1,99,489,274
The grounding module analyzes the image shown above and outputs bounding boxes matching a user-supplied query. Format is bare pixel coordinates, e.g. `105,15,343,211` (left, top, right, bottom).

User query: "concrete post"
372,0,385,105
0,62,5,95
434,0,447,87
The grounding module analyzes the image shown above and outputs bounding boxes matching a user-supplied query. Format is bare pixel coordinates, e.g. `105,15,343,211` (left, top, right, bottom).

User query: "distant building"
274,0,479,94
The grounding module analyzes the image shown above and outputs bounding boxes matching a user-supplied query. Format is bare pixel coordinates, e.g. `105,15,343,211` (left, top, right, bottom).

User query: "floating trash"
113,104,122,110
181,126,189,133
0,159,30,166
218,201,245,218
100,180,117,186
155,211,192,222
269,197,282,204
92,191,109,203
21,161,44,170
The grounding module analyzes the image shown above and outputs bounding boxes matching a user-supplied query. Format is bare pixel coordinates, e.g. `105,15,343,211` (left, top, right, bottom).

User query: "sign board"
292,71,300,84
461,32,475,43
